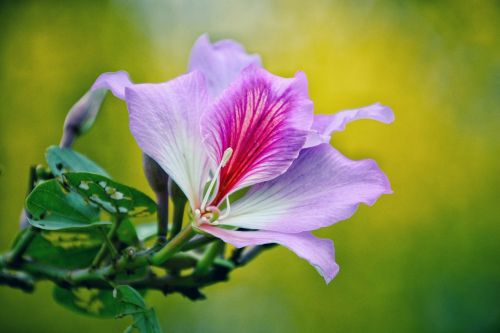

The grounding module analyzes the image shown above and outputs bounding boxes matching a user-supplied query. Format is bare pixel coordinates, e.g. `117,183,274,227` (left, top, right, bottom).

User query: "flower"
91,34,393,283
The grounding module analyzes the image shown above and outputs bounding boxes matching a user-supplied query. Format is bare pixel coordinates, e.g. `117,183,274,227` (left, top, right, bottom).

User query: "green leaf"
117,219,141,246
25,179,110,230
130,308,162,333
53,287,118,318
114,285,146,311
114,286,162,333
62,172,156,217
12,228,102,269
46,145,109,177
135,222,157,242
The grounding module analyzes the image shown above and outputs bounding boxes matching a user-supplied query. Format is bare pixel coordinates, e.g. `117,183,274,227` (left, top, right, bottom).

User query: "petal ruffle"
91,71,134,100
217,144,392,233
188,34,262,96
304,103,394,147
200,224,339,283
202,65,314,205
125,71,211,208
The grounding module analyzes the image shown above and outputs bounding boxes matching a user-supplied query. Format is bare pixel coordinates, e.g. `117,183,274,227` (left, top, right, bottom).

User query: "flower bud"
19,209,30,230
168,177,187,206
142,154,169,194
143,154,170,242
60,88,107,148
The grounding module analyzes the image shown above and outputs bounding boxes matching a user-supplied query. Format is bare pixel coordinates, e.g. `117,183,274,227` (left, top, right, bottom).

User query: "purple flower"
91,34,393,283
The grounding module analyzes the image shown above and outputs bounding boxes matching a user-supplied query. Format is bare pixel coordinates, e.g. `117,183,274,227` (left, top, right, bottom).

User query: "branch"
150,225,196,266
0,269,35,293
91,217,122,268
4,227,39,266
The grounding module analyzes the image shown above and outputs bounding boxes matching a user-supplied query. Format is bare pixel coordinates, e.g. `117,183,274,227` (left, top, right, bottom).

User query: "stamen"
219,196,231,220
200,147,233,211
221,147,234,167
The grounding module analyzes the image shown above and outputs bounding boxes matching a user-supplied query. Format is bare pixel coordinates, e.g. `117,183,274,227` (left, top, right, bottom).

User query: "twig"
4,227,39,266
237,244,277,266
150,225,196,266
91,217,122,268
195,240,224,276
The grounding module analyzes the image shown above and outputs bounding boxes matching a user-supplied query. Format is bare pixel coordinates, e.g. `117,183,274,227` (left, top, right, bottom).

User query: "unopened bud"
19,209,30,230
60,88,107,148
142,154,169,194
168,178,187,205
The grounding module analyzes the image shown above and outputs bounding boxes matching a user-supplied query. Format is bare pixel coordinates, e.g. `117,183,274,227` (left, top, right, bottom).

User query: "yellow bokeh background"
0,1,498,332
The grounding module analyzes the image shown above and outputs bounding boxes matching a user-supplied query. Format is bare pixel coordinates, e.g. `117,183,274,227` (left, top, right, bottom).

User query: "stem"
182,235,215,252
169,199,185,241
195,240,224,276
0,269,35,292
5,227,39,266
99,227,119,257
19,166,37,229
150,225,196,266
237,244,277,266
161,252,234,270
91,217,122,268
5,258,224,292
156,190,169,244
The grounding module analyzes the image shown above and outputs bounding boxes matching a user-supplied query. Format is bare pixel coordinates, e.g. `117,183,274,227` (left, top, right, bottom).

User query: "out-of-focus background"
0,1,498,332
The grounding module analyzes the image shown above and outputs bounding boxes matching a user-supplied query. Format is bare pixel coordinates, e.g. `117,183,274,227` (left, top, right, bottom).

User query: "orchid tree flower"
91,34,393,283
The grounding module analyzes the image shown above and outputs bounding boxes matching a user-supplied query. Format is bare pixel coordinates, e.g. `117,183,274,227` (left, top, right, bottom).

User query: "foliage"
0,99,272,332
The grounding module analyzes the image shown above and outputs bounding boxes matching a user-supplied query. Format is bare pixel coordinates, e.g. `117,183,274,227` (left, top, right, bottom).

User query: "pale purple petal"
217,144,392,233
188,34,262,96
125,71,211,208
200,225,339,283
91,71,134,100
202,65,313,206
304,103,394,147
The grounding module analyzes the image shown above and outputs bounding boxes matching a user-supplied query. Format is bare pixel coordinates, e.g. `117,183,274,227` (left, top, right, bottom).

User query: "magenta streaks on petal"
217,144,392,233
304,103,394,147
200,225,339,283
91,71,134,100
202,65,313,205
188,34,262,96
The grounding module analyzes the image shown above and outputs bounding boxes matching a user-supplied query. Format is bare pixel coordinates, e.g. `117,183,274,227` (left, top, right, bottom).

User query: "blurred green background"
1,0,499,332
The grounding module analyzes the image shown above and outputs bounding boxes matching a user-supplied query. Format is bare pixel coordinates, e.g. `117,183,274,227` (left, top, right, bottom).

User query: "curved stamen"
219,196,231,220
200,147,233,211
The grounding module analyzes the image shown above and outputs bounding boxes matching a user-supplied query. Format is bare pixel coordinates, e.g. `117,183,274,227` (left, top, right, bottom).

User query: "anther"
221,147,233,167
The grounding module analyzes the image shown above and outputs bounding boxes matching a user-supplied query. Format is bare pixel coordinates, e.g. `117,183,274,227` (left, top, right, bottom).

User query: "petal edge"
200,225,339,283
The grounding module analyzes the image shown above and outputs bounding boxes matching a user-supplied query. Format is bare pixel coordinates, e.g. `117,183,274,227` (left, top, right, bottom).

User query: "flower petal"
202,66,314,205
125,71,211,208
91,71,134,100
304,103,394,147
217,143,392,233
200,224,339,283
188,34,262,96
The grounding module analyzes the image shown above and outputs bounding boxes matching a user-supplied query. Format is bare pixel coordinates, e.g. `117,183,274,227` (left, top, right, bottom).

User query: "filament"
200,147,233,211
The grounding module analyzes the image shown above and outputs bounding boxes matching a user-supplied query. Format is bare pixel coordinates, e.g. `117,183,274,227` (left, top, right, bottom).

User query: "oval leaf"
62,173,156,217
25,179,110,230
114,285,146,311
46,146,109,177
11,228,102,269
53,286,118,318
